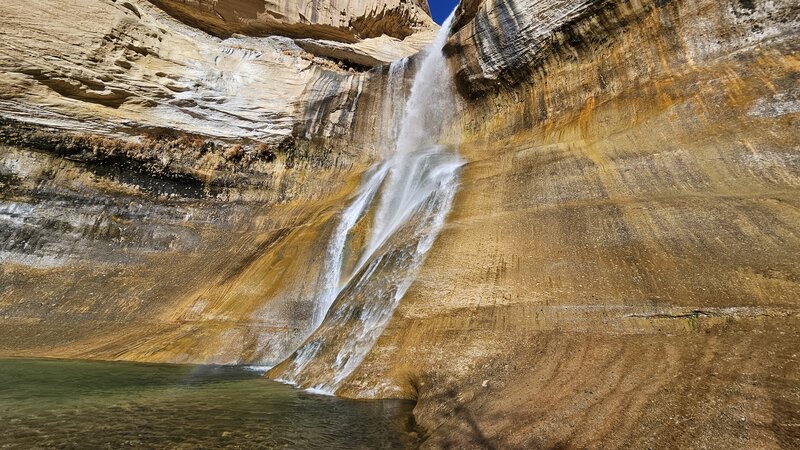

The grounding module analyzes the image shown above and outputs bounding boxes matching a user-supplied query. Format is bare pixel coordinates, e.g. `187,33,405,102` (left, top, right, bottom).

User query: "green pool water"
0,359,421,449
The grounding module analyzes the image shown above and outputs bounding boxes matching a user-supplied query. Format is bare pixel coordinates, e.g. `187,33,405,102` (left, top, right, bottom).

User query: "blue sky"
429,0,460,25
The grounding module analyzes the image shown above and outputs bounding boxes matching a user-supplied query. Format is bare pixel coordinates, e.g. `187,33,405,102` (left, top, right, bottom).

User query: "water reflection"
0,359,420,449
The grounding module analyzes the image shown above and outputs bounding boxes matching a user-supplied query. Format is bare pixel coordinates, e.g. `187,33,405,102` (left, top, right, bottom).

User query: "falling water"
272,9,463,393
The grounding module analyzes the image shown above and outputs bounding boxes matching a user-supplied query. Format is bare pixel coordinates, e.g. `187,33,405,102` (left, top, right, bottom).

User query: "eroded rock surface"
332,0,800,448
0,140,366,364
0,0,422,366
1,0,799,448
149,0,433,40
148,0,436,63
0,0,432,148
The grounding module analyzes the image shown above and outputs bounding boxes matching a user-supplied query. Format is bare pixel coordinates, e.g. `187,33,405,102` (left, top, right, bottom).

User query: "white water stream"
276,10,462,393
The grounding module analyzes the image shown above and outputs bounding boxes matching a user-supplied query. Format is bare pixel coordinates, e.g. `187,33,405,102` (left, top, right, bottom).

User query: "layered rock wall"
332,0,800,447
149,0,434,41
0,0,431,149
148,0,437,66
0,0,304,144
0,0,427,366
1,0,799,448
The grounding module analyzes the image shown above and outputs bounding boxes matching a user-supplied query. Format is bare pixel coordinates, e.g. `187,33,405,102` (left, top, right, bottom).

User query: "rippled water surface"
0,359,420,449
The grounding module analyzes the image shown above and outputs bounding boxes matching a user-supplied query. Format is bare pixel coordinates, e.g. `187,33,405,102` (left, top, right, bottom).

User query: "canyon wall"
1,0,799,448
0,0,420,365
0,0,428,145
149,0,433,41
331,0,800,448
149,0,438,66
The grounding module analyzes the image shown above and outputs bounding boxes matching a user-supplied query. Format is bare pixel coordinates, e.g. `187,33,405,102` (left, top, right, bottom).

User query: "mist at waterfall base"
0,359,419,449
270,9,463,394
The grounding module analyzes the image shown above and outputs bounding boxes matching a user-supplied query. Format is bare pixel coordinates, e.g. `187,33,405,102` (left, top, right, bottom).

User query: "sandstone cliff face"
334,0,800,448
0,0,430,146
0,142,359,363
150,0,433,41
147,0,437,66
0,0,424,366
1,0,799,448
1,0,302,145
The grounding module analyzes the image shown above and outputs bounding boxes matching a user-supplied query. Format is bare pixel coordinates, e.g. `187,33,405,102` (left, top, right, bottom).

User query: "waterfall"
271,9,463,393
